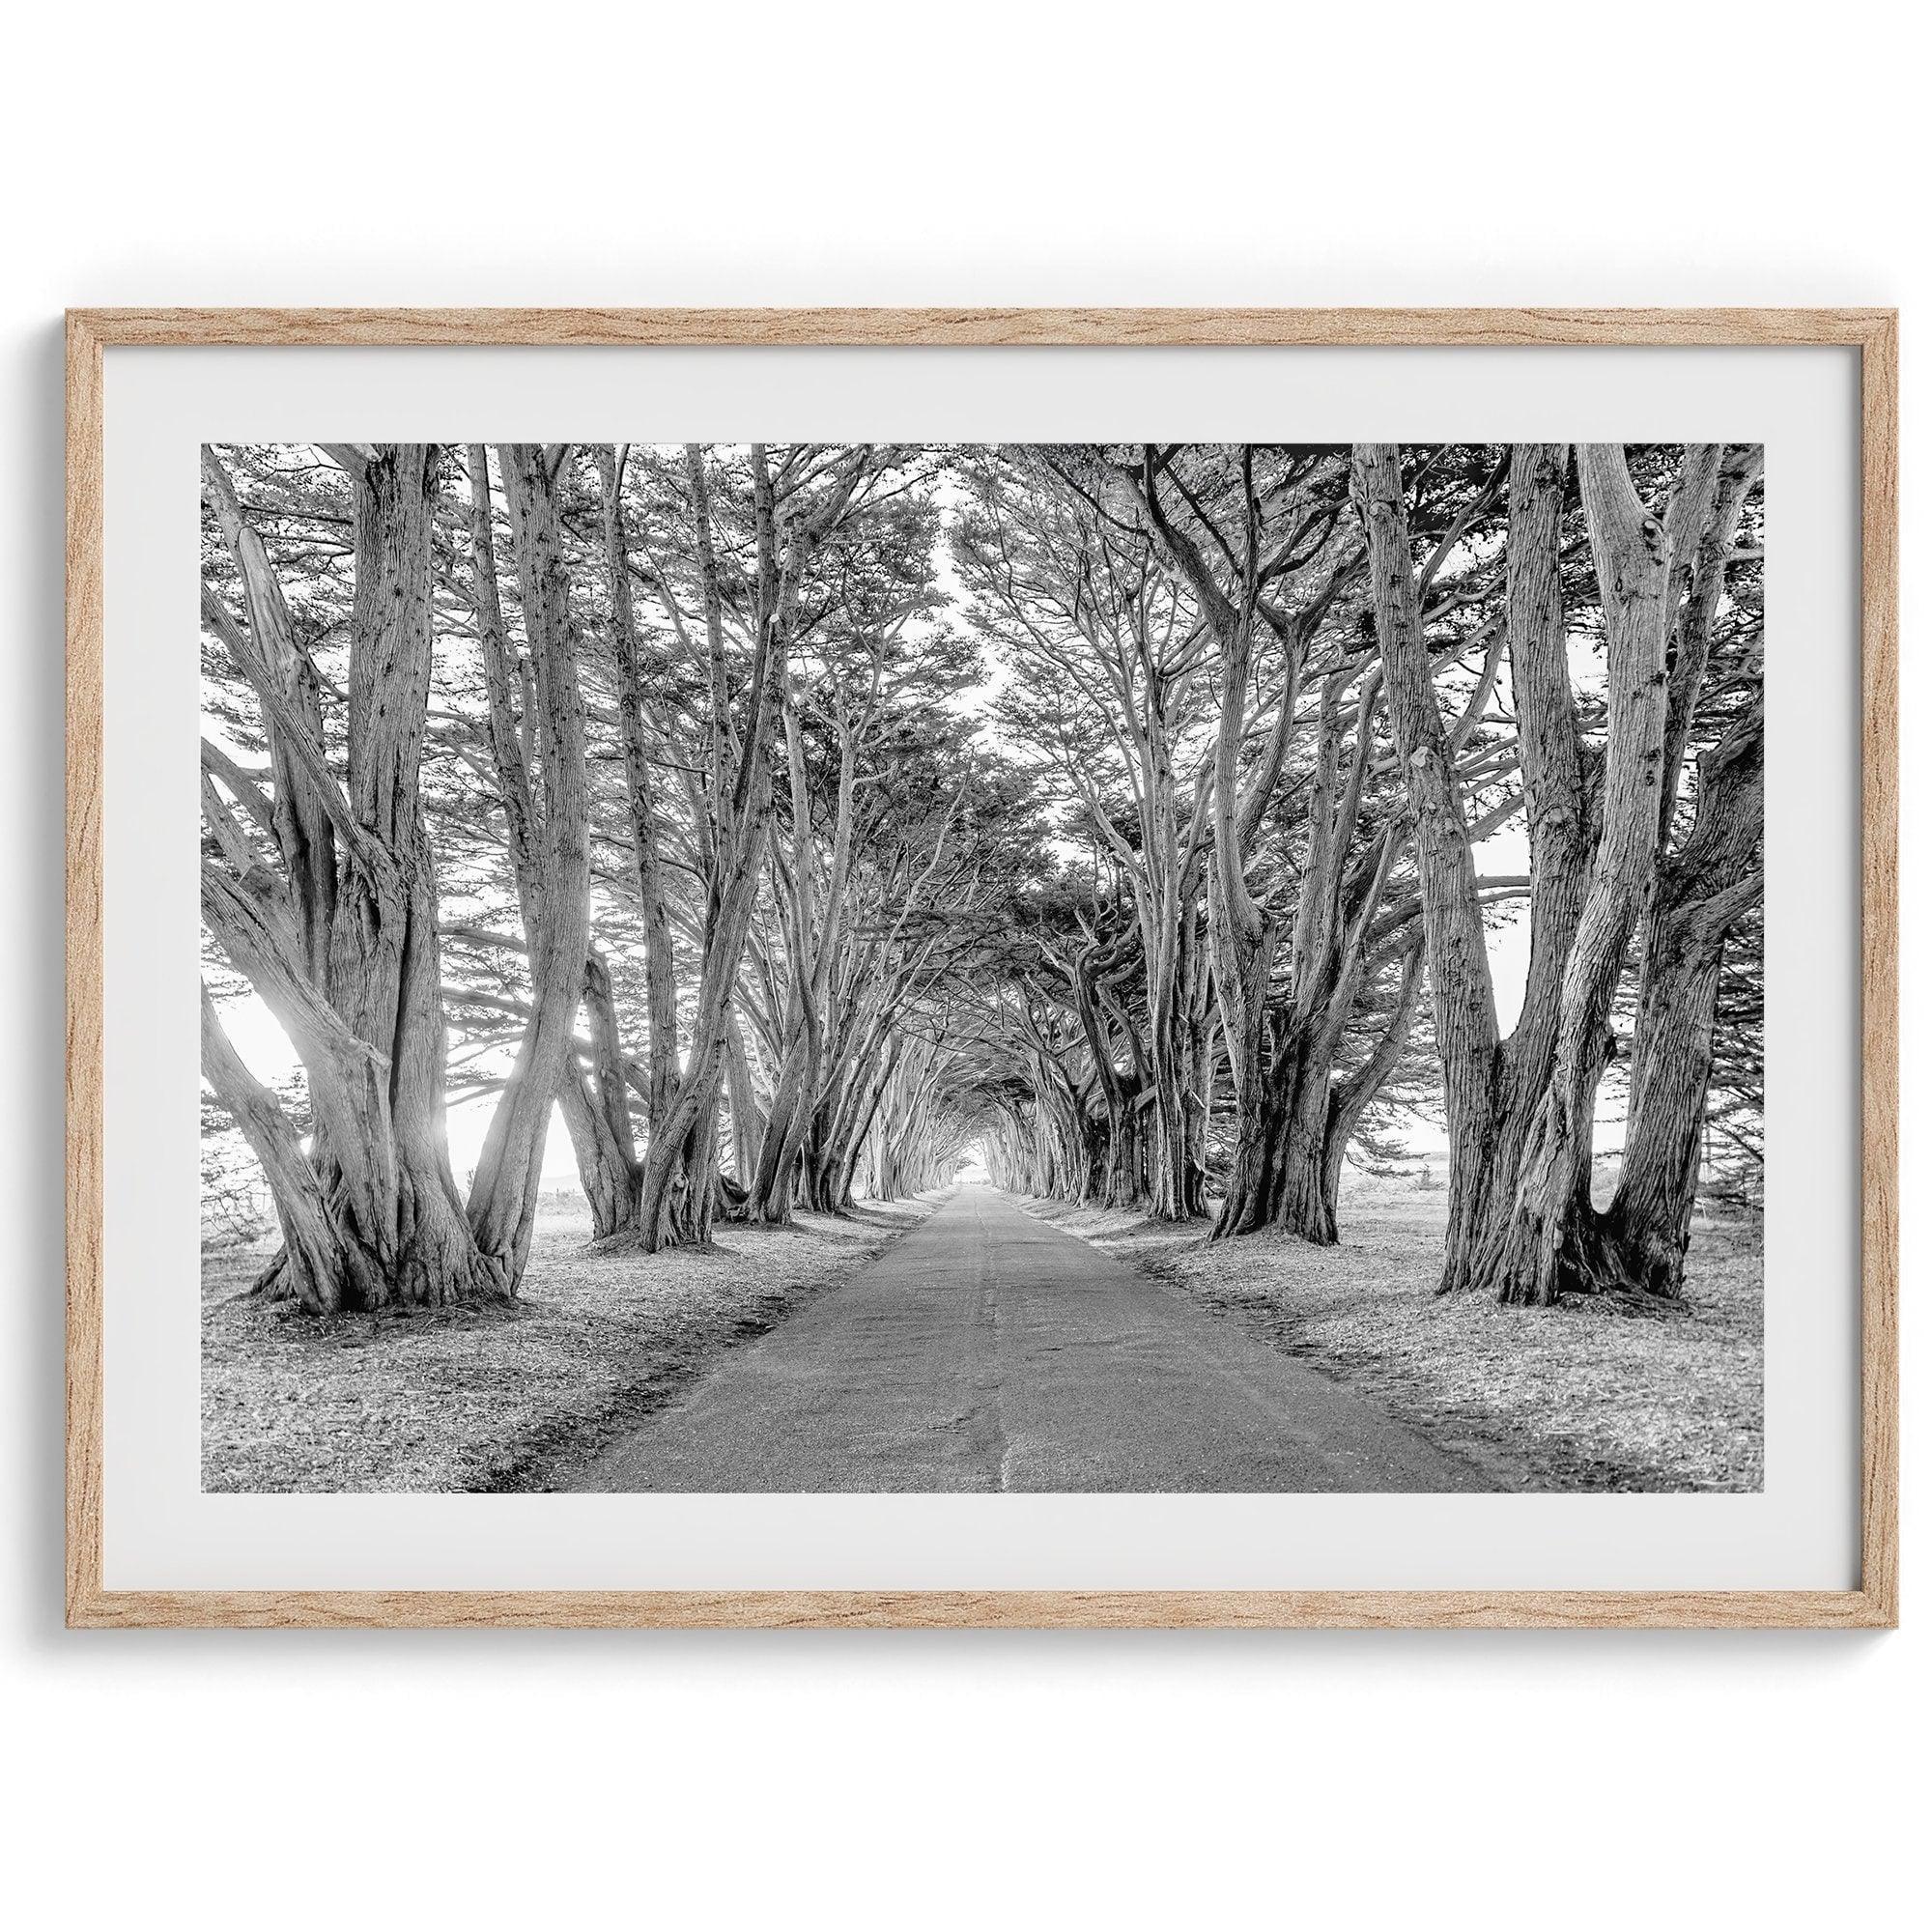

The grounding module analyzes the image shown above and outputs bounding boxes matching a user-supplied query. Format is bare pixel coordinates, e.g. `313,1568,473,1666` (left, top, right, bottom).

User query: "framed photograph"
66,308,1897,1630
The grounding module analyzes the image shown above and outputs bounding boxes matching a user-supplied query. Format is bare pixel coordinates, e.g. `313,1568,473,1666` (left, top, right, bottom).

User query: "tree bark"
200,983,345,1308
555,948,643,1239
202,443,501,1312
1355,441,1504,1286
595,446,680,1140
1474,444,1675,1306
463,444,596,1279
1599,705,1763,1295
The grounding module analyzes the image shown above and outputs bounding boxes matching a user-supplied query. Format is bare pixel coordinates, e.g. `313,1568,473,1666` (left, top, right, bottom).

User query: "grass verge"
201,1193,940,1493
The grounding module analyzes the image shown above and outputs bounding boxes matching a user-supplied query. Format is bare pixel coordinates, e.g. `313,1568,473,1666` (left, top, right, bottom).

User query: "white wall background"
2,4,1920,1925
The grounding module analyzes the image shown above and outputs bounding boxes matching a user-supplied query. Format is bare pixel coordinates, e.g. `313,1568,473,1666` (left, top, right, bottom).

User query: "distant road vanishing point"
563,1187,1493,1493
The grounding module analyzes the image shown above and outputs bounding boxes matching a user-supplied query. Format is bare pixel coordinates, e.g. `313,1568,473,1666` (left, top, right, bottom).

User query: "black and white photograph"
198,438,1766,1496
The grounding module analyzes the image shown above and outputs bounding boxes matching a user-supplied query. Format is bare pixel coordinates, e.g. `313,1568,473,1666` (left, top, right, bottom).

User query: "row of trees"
201,442,1034,1312
201,440,1762,1319
954,442,1763,1306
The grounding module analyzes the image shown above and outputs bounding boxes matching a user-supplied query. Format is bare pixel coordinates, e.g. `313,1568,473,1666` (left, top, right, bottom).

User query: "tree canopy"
201,441,1764,1316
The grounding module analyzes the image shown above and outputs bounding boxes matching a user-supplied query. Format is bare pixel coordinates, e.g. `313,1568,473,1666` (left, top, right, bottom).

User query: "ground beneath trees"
201,1193,941,1492
1028,1177,1763,1492
202,1178,1759,1493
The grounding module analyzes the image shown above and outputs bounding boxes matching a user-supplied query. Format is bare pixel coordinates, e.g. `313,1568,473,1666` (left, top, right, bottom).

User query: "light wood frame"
65,307,1899,1630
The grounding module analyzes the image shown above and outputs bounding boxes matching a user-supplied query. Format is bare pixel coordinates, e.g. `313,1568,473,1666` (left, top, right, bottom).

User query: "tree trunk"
635,444,787,1250
1272,1037,1339,1243
595,446,680,1140
555,951,642,1240
1600,709,1764,1295
1596,920,1726,1296
202,443,501,1313
1467,443,1592,1268
1318,942,1428,1236
1355,442,1507,1291
722,1009,766,1188
200,985,352,1309
1476,444,1674,1306
464,444,595,1280
558,1067,641,1240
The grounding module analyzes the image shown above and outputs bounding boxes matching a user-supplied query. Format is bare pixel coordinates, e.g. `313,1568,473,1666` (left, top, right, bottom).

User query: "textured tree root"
1487,1217,1691,1317
248,1241,515,1315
